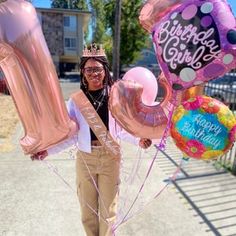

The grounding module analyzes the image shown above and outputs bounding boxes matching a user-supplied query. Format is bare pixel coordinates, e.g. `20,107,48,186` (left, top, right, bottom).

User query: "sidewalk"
0,123,215,236
1,82,235,236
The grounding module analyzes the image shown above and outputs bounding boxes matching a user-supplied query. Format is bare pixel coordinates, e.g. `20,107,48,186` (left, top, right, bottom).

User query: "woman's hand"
30,150,48,161
139,138,152,149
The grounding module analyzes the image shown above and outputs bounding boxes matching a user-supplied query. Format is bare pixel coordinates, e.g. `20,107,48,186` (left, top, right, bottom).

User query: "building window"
64,37,77,50
64,15,76,31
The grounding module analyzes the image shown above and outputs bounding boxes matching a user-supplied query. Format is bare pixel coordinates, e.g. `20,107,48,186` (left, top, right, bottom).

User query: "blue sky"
33,0,51,8
33,0,236,17
228,0,236,14
33,0,236,14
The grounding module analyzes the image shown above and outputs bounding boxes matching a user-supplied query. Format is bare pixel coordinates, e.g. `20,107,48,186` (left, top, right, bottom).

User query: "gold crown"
82,43,106,57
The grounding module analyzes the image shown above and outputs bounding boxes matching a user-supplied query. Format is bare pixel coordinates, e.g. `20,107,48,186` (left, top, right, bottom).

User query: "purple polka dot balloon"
140,0,236,90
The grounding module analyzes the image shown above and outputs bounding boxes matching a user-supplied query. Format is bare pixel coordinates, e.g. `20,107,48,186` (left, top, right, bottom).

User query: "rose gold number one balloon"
0,0,77,155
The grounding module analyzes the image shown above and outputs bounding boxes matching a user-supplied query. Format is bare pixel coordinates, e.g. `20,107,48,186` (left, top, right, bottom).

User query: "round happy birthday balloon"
140,0,236,90
170,96,236,160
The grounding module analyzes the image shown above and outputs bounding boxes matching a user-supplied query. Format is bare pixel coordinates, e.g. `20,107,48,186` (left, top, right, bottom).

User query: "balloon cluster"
1,0,236,160
109,0,236,160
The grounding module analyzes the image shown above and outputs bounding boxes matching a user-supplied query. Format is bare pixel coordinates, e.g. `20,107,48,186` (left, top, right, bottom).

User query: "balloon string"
74,138,113,226
40,134,111,228
41,153,111,229
79,150,110,219
115,148,144,223
114,145,160,228
116,183,169,226
121,146,143,184
157,90,178,150
114,153,184,229
41,145,184,234
40,92,180,233
114,92,179,229
41,159,76,193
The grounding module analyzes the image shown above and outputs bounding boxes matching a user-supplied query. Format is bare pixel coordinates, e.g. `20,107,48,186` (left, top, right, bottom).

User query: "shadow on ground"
157,141,236,236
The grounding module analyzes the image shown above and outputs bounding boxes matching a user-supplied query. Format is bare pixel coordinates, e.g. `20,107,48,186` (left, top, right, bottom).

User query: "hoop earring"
82,77,88,90
103,77,108,88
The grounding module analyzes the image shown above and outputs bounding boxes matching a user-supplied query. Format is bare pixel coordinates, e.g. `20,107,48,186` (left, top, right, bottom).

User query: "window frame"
64,37,77,51
63,15,76,31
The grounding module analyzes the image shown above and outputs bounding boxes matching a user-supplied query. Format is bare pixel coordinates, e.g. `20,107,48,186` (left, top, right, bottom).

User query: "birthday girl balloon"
170,96,236,160
140,0,236,90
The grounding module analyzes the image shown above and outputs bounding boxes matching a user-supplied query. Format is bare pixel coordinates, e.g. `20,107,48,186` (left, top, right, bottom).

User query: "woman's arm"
110,114,152,148
31,99,79,159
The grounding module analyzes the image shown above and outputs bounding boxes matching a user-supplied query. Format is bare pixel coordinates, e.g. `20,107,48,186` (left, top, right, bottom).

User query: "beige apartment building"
36,7,91,76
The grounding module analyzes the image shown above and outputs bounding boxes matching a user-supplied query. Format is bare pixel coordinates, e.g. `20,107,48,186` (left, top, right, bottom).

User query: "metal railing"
204,82,236,175
216,143,236,175
204,77,236,110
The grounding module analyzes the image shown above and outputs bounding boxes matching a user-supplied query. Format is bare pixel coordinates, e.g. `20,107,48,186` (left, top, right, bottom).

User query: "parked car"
60,72,80,82
0,69,10,95
204,73,236,110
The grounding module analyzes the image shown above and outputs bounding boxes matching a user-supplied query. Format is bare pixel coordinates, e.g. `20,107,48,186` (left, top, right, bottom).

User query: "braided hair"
79,56,113,96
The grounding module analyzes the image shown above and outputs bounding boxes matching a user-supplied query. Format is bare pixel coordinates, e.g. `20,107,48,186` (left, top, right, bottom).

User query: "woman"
32,44,152,236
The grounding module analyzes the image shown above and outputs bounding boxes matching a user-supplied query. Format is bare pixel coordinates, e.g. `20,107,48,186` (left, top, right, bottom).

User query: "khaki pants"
76,147,120,236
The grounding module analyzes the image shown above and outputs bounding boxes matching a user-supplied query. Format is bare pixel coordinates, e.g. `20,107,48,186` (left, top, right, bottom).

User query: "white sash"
71,90,121,159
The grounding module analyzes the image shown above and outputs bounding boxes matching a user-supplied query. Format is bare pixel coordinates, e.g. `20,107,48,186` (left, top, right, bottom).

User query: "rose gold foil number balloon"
0,0,77,154
109,73,182,139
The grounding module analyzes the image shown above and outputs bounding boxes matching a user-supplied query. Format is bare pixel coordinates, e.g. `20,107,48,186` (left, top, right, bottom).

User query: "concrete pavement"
1,81,236,236
0,122,215,236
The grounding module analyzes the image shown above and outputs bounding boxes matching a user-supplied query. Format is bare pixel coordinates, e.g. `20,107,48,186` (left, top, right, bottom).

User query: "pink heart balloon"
123,67,158,105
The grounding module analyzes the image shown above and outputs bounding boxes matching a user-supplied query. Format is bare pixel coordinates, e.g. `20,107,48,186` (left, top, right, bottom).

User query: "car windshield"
62,72,80,82
210,74,236,85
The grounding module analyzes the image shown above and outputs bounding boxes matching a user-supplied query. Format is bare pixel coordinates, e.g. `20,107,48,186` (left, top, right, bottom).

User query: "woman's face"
83,59,105,91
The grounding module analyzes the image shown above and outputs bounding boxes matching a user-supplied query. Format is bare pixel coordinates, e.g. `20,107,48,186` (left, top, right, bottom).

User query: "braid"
79,56,113,94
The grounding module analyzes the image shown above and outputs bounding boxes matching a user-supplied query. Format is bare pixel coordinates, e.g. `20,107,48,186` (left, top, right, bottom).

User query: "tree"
105,0,149,67
51,0,149,68
88,0,107,44
72,0,88,9
51,0,87,9
112,0,121,80
121,0,149,66
51,0,68,8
